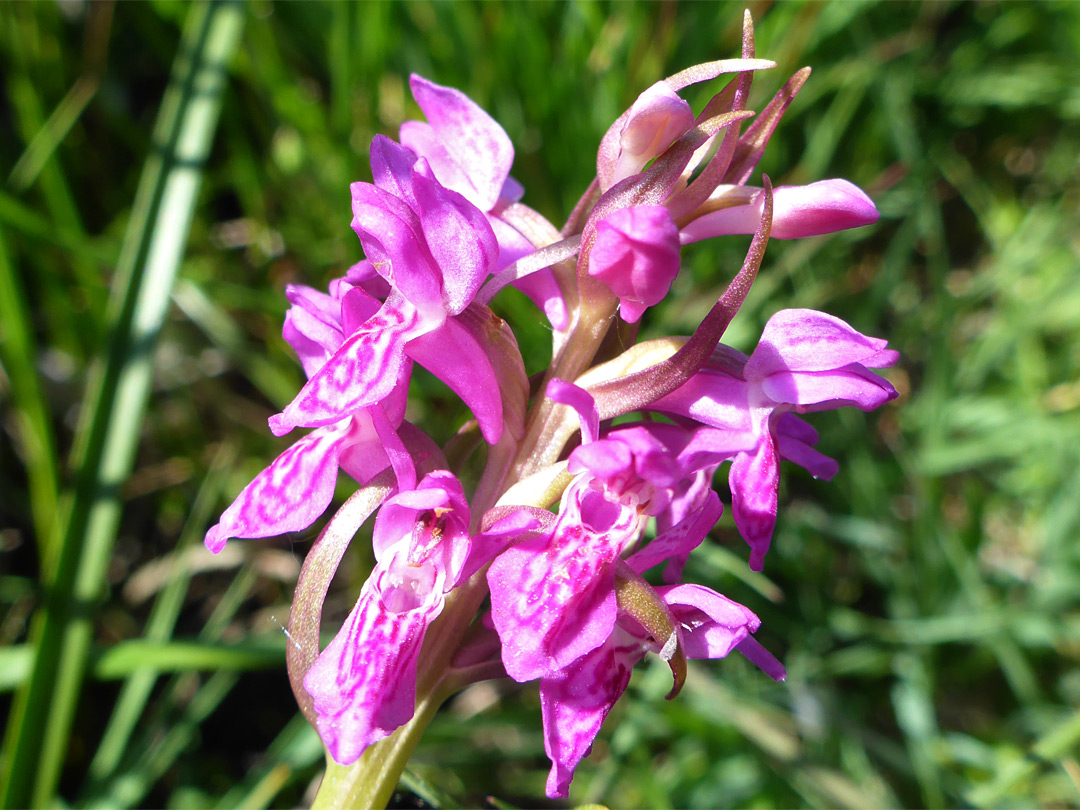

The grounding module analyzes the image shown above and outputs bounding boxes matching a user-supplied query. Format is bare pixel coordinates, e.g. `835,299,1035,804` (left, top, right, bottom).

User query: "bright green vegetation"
2,2,1079,807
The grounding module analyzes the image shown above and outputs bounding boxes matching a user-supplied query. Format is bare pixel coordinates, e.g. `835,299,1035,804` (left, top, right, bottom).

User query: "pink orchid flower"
303,471,537,764
651,308,899,570
268,135,507,445
400,75,572,331
540,583,785,799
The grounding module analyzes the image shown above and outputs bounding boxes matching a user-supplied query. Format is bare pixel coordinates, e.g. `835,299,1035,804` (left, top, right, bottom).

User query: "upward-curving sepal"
403,74,516,212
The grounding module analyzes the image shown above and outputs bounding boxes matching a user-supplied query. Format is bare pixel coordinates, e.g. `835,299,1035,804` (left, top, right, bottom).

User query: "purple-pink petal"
404,315,504,445
598,81,695,190
539,630,641,798
626,489,723,574
407,74,515,212
408,161,498,313
350,181,444,313
658,583,760,659
204,425,347,553
760,366,898,411
650,369,752,432
734,636,787,681
728,428,780,572
745,308,896,379
680,179,879,244
487,505,629,682
588,205,681,323
268,296,425,437
303,570,440,765
774,416,838,481
548,379,601,445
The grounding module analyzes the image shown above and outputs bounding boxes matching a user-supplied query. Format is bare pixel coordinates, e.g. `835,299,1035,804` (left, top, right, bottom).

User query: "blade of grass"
86,441,239,784
86,671,242,810
968,708,1080,807
0,190,118,268
0,636,287,693
83,563,261,809
214,713,324,810
8,76,99,192
0,4,245,806
0,230,61,569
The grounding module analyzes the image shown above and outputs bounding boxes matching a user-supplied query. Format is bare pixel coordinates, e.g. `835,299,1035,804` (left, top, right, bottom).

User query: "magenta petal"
372,470,471,579
682,180,879,243
539,631,640,799
283,309,336,378
745,308,896,378
339,285,383,336
285,282,339,323
408,163,498,314
303,580,441,765
461,508,547,583
368,134,421,203
488,525,621,683
735,636,787,681
598,81,695,190
651,370,753,432
510,265,570,332
768,179,879,239
775,420,838,481
399,120,471,200
548,379,600,445
405,315,503,445
350,181,443,312
729,433,780,572
627,489,723,574
659,583,760,659
335,410,392,486
408,75,515,212
269,298,425,436
761,367,898,411
204,426,346,553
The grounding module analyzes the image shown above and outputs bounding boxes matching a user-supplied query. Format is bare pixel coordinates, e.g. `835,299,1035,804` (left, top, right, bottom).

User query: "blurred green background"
2,1,1080,807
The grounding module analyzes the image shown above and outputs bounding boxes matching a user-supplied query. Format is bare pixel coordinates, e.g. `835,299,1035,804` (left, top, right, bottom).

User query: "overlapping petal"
404,74,515,211
269,295,425,436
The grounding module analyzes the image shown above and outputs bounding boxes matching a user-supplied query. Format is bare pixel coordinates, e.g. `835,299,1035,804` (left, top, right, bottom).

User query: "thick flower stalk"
205,11,897,806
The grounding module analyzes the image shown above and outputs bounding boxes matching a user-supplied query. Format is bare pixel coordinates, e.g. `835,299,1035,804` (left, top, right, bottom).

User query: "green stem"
311,681,449,810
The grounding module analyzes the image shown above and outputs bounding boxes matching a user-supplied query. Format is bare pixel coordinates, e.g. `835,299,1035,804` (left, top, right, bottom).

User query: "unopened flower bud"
681,178,879,242
588,205,681,323
598,83,695,191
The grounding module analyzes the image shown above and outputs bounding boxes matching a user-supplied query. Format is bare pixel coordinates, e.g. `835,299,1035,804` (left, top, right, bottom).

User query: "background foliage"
3,1,1080,807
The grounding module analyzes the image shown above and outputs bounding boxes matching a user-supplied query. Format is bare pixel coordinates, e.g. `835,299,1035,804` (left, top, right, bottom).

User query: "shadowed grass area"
2,1,1079,807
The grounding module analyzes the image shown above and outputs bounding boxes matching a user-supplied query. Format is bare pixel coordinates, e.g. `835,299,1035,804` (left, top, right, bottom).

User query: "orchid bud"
598,82,695,191
681,178,879,242
588,205,681,323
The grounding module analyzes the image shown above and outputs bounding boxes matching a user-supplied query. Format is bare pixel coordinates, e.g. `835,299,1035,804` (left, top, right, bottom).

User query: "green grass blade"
214,713,324,810
0,4,245,806
86,442,239,784
0,230,61,568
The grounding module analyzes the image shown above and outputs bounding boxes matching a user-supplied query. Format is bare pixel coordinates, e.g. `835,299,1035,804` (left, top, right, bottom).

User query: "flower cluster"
206,14,895,801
